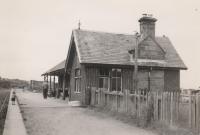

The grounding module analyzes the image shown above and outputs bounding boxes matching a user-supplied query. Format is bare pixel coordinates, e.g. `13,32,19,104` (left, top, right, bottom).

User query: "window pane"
99,78,108,89
99,68,109,76
75,69,80,77
77,79,79,92
103,78,108,89
78,79,80,92
104,69,109,76
99,69,103,76
99,78,103,88
75,79,78,91
75,79,80,92
111,78,117,91
111,68,121,77
117,78,121,91
112,69,116,77
117,69,121,77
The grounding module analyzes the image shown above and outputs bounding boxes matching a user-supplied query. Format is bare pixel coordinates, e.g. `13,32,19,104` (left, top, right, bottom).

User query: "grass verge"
87,105,194,135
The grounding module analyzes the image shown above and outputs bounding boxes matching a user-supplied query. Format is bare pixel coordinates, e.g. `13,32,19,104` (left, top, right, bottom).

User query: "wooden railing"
90,88,200,133
91,88,180,125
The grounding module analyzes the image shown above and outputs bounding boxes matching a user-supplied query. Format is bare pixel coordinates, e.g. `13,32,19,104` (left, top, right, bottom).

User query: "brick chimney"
139,14,157,38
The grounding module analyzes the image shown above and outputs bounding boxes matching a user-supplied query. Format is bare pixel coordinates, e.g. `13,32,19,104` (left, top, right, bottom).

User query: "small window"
75,69,81,77
99,68,109,89
111,68,122,92
75,68,81,93
99,68,109,76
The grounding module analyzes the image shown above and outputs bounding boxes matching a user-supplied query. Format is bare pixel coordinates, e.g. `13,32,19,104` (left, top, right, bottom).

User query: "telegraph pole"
134,32,140,93
134,32,141,119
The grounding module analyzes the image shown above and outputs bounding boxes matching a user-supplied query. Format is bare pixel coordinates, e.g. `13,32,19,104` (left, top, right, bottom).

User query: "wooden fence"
90,88,200,133
179,93,200,133
91,88,179,125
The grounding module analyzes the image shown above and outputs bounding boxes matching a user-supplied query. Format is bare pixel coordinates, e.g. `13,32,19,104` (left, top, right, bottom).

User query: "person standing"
43,82,48,99
11,91,16,105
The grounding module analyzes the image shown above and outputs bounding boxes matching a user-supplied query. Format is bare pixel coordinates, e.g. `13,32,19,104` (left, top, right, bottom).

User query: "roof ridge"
73,29,171,40
73,29,136,37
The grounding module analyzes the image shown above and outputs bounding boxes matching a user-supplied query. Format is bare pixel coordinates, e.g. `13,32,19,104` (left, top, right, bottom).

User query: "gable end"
138,36,165,60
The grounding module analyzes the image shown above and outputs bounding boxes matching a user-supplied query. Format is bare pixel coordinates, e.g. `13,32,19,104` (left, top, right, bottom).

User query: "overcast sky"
0,0,200,89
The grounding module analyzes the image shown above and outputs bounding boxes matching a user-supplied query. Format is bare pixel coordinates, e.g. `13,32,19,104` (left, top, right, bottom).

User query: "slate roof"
43,29,187,75
73,29,187,69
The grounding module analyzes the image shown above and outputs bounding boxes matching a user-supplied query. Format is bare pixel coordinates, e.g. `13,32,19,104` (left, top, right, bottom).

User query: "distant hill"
0,77,29,89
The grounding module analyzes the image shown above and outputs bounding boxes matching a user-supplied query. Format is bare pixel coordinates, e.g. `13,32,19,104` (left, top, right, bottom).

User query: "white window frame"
75,68,81,93
98,68,109,90
110,68,122,92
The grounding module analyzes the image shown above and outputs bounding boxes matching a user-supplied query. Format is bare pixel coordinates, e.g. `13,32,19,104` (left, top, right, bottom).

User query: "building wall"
139,37,165,60
85,67,98,88
84,66,165,92
69,63,181,105
84,67,98,105
70,65,179,105
68,49,179,104
125,69,164,91
149,70,164,91
122,69,133,91
69,46,86,104
164,70,180,91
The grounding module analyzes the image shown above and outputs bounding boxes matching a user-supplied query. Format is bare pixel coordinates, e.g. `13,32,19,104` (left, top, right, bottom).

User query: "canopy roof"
42,60,65,75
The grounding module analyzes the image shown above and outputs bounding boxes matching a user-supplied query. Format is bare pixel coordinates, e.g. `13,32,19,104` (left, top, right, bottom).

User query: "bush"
0,80,11,89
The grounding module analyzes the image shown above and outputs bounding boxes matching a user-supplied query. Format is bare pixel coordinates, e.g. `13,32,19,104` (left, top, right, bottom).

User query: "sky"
0,0,200,89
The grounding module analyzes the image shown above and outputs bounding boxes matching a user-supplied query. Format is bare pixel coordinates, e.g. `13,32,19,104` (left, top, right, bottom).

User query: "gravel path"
17,90,157,135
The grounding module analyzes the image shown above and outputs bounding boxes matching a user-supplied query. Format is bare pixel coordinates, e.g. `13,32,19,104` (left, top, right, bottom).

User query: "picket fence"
90,88,200,133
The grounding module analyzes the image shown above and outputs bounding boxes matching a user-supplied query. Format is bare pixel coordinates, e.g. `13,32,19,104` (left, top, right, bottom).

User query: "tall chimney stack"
139,14,157,38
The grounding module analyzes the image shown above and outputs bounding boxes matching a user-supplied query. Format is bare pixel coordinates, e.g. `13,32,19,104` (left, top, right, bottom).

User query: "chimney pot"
139,14,157,38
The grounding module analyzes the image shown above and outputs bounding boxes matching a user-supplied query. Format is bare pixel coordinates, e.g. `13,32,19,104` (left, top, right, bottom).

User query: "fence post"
124,89,128,113
107,92,110,107
156,91,159,120
98,89,100,105
103,89,106,106
176,92,180,122
100,89,102,106
99,90,101,105
124,90,126,113
167,92,169,123
153,91,157,120
91,88,94,105
195,94,199,133
127,89,130,113
162,92,165,121
197,94,199,134
135,90,137,117
116,93,118,112
101,89,105,106
165,92,168,122
189,91,192,128
138,90,141,117
154,92,156,120
161,92,163,121
146,90,148,107
170,91,173,126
